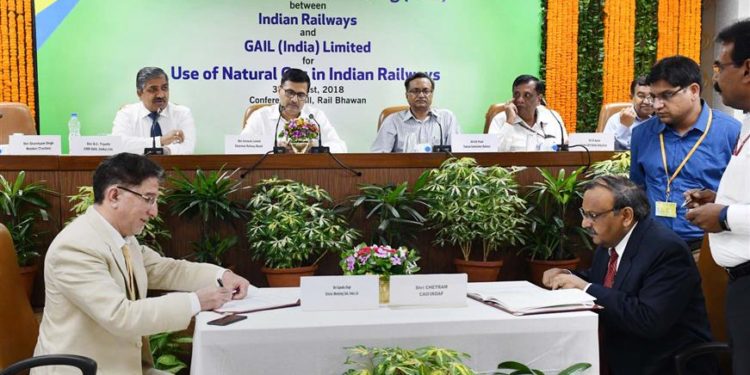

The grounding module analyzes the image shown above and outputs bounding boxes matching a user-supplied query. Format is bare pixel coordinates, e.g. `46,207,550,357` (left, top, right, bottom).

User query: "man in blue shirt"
630,55,741,253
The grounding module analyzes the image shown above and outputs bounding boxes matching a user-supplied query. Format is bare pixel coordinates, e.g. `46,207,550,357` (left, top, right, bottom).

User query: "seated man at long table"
543,175,715,375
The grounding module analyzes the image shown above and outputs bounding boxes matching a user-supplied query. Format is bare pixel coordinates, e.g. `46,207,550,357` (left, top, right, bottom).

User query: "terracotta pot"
261,265,318,287
19,264,38,299
453,258,504,282
527,258,580,287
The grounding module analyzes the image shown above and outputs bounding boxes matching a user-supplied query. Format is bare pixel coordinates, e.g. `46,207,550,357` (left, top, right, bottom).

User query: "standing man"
241,68,347,153
371,72,461,152
488,74,567,152
685,19,750,374
112,67,195,155
544,176,715,375
603,76,654,150
33,153,251,374
630,56,741,253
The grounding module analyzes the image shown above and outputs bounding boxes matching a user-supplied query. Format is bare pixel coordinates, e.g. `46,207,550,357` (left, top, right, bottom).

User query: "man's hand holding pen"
683,188,726,233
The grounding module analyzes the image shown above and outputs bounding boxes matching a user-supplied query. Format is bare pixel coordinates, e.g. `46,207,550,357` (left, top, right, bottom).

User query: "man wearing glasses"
241,68,347,153
34,153,252,374
630,56,741,255
603,76,654,150
543,176,715,375
371,72,461,152
488,74,567,152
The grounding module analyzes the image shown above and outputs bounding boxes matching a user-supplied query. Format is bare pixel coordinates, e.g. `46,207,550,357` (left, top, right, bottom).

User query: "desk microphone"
308,113,329,153
541,98,568,152
431,115,451,153
273,105,287,154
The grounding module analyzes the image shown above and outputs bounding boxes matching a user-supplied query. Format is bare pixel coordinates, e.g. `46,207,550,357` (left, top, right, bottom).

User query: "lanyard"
733,132,750,156
659,109,713,200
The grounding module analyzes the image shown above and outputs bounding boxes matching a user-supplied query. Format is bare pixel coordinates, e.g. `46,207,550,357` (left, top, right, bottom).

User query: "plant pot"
379,276,389,305
19,263,38,300
527,257,581,287
261,265,318,287
289,141,311,154
453,259,504,282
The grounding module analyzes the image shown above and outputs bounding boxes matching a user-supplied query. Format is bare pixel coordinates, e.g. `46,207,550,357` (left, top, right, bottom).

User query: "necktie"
148,112,162,138
603,248,619,288
121,245,137,301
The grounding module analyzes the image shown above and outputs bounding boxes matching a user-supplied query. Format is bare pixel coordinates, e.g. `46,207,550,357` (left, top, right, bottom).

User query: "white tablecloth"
191,286,599,374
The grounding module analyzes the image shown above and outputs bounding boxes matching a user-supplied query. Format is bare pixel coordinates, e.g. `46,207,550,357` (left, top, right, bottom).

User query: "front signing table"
191,286,599,374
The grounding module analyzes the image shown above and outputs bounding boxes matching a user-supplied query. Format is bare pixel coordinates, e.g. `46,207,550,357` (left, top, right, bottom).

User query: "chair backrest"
696,237,728,342
0,223,39,368
596,102,631,132
0,354,97,375
484,103,506,133
242,104,272,129
0,102,37,144
377,106,409,131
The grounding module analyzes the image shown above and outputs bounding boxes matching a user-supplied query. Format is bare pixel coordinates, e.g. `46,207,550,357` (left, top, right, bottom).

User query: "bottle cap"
71,112,78,117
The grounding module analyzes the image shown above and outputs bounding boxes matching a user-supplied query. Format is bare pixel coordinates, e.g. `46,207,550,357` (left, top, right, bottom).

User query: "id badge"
655,201,677,218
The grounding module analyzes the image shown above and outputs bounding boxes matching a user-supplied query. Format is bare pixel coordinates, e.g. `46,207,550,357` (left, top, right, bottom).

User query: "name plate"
389,274,468,307
8,135,61,155
225,135,272,154
300,275,379,311
568,133,615,151
69,136,122,155
451,134,499,153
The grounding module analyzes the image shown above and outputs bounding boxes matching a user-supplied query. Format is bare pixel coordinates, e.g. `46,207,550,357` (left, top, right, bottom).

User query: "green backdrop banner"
36,0,542,153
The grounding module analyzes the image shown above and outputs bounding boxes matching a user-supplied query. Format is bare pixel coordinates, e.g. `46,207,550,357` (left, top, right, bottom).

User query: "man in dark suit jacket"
544,175,716,375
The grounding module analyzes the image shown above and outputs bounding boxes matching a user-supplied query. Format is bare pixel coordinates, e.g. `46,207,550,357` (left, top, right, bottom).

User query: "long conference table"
191,286,599,374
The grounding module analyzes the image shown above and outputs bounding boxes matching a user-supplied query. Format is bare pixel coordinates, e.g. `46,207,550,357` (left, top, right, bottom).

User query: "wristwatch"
719,205,731,232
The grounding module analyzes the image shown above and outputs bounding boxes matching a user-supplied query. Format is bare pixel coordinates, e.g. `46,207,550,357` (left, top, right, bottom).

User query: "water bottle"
68,113,81,141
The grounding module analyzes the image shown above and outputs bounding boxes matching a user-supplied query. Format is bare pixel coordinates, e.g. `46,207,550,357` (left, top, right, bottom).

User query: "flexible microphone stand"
273,105,287,154
307,113,361,177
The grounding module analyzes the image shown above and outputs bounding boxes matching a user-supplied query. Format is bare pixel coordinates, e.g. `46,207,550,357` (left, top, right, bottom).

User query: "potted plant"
522,167,592,285
422,157,528,281
280,116,319,154
585,151,631,179
340,243,420,303
149,331,192,374
166,166,247,267
343,345,475,375
0,172,54,298
496,360,592,374
246,177,359,286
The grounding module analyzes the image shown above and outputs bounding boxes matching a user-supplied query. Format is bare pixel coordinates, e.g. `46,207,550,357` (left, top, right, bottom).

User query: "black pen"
217,278,238,294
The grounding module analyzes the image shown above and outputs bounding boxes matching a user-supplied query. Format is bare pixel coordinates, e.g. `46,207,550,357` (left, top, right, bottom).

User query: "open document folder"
214,287,300,314
467,281,599,316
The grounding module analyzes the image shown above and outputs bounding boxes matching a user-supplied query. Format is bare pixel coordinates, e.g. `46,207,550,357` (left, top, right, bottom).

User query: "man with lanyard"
630,55,741,256
685,20,750,374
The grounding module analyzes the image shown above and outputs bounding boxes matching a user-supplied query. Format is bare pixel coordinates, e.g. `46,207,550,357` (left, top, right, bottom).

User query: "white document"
451,134,499,153
468,281,596,316
214,287,298,314
8,135,61,155
225,135,272,154
568,133,615,151
69,136,122,155
389,274,467,307
300,275,379,311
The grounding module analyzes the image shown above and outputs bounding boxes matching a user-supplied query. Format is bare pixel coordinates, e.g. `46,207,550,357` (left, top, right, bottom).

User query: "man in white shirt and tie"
112,67,194,155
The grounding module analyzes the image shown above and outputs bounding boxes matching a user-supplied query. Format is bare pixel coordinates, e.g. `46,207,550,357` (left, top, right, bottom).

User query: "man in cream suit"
33,153,251,374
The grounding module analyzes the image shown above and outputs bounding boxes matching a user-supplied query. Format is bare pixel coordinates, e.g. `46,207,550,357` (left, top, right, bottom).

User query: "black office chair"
674,342,731,375
0,355,97,375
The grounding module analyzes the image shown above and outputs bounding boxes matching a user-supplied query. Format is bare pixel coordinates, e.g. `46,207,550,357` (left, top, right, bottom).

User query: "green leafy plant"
523,167,591,261
343,345,475,375
422,157,528,262
149,331,192,374
246,177,359,269
0,171,54,266
166,166,247,266
495,361,591,375
344,178,430,248
585,151,631,179
67,186,171,255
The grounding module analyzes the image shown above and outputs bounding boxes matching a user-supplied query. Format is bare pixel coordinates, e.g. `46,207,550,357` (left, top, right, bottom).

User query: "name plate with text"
8,135,61,155
389,274,468,307
300,275,379,311
69,136,122,155
568,133,615,151
225,135,272,154
451,134,499,153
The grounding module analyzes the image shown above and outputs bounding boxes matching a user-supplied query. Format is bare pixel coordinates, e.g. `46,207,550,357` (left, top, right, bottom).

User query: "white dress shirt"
112,102,196,155
709,116,750,267
488,106,567,152
370,108,461,153
603,111,650,150
241,104,347,153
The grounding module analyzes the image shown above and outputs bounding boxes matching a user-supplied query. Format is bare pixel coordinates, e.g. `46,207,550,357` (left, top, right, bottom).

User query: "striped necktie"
148,111,162,138
603,248,618,288
121,245,137,301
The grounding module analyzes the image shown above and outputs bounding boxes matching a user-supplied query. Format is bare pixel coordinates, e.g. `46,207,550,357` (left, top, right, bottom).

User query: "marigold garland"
0,0,36,117
657,0,701,62
602,0,636,105
545,0,579,134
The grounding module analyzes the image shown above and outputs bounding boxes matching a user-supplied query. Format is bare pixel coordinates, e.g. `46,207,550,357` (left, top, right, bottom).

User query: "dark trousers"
727,275,750,374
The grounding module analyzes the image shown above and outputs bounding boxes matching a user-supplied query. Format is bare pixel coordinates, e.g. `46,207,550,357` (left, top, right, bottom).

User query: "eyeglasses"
116,186,158,206
407,89,433,96
645,87,686,104
712,61,736,74
579,207,618,222
282,89,308,101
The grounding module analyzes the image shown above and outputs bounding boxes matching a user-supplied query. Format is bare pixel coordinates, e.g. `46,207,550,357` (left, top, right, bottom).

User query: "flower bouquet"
340,243,421,277
279,117,319,153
